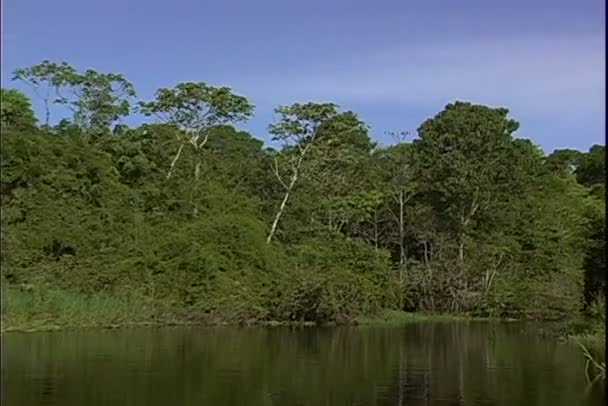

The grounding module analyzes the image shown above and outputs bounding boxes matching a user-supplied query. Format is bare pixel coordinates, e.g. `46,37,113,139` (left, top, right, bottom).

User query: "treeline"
0,61,605,326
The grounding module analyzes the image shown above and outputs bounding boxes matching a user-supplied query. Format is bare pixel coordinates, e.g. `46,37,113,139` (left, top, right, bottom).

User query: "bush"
269,237,402,323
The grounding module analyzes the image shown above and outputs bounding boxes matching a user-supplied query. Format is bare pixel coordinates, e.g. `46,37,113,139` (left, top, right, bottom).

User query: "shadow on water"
1,321,605,405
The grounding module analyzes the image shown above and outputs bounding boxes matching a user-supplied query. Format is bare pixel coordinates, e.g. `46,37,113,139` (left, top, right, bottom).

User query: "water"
1,321,604,405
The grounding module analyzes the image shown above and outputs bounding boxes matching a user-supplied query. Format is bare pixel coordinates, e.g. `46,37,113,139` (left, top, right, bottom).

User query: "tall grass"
1,286,158,332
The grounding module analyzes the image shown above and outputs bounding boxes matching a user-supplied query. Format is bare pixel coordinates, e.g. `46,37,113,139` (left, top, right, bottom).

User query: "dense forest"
0,61,605,328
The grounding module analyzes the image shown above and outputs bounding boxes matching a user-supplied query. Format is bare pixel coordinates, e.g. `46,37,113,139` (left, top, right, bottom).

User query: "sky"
1,0,605,152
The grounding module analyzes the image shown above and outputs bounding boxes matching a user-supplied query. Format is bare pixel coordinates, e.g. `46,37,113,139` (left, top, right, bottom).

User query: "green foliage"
546,148,584,173
12,60,77,126
269,102,340,141
62,69,136,131
547,145,605,188
12,60,76,90
139,82,254,131
2,286,155,331
1,64,603,328
269,103,367,152
414,101,519,237
0,88,37,129
1,124,398,327
138,82,255,184
271,238,401,323
582,198,606,309
13,61,136,130
265,103,372,243
577,145,605,188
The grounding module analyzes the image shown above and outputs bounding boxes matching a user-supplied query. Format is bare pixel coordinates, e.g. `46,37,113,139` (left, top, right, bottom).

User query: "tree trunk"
267,146,310,244
266,169,299,244
458,235,465,264
43,87,51,127
398,191,406,284
373,210,379,252
166,142,185,180
458,197,478,264
44,99,50,127
194,161,201,182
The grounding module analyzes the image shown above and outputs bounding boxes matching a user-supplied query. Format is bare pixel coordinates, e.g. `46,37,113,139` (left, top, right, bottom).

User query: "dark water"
1,322,604,405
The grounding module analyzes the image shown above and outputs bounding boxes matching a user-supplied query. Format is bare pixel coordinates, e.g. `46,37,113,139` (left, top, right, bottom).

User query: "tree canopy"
1,60,604,327
1,88,37,130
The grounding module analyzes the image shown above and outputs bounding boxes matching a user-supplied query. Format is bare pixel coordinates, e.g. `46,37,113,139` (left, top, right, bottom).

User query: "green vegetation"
1,60,605,335
2,286,153,332
565,296,606,374
579,341,606,386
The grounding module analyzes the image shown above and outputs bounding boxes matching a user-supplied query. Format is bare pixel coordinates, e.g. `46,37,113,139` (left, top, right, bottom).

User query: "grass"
0,286,587,335
1,286,164,333
2,286,493,333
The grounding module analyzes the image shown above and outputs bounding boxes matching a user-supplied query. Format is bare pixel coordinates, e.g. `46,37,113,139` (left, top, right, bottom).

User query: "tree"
139,82,254,181
372,137,417,283
0,88,37,130
546,145,605,190
293,111,377,238
545,148,584,174
13,61,136,131
576,145,605,188
582,198,606,309
59,69,136,131
265,103,365,243
414,101,519,264
12,60,76,126
2,55,603,326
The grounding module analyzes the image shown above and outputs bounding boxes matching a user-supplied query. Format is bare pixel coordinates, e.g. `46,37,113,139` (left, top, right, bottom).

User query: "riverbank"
1,286,603,353
563,320,606,358
354,309,491,325
0,284,480,333
0,285,481,334
1,308,465,334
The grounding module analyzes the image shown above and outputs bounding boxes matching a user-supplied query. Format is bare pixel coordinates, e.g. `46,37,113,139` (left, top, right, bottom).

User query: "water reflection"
1,322,604,405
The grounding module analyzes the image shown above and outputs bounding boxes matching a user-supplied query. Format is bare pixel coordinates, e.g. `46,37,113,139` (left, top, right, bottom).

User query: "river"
1,321,604,405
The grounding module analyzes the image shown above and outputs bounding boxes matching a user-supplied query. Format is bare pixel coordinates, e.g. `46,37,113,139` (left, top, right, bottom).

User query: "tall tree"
266,103,365,243
139,82,254,181
414,101,519,264
58,69,136,131
13,61,136,131
372,138,417,282
299,111,376,236
12,60,76,126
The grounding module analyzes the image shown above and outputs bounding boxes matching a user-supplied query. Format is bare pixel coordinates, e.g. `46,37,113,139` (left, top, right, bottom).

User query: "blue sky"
1,0,605,152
